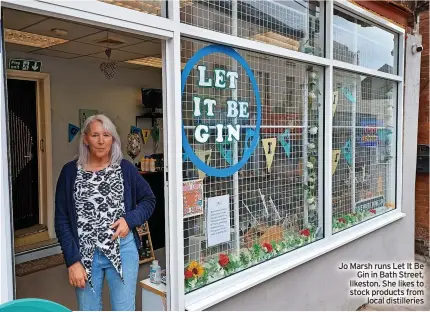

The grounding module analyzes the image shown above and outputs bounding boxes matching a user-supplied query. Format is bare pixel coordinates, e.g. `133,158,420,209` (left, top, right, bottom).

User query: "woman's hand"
111,217,130,240
68,262,87,288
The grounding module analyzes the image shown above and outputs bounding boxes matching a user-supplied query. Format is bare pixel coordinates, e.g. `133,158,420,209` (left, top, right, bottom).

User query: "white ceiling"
2,8,162,70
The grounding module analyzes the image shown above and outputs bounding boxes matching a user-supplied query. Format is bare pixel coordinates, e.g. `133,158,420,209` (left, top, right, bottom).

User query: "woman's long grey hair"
77,114,123,167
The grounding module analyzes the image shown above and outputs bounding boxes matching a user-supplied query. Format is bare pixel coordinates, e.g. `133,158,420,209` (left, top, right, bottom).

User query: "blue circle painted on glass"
0,299,71,312
181,44,262,178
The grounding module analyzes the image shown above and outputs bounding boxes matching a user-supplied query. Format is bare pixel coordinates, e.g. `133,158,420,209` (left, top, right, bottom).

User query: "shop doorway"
6,70,54,254
8,78,39,231
2,6,169,311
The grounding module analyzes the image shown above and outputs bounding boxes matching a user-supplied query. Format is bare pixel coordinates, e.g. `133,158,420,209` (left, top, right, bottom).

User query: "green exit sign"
8,59,42,72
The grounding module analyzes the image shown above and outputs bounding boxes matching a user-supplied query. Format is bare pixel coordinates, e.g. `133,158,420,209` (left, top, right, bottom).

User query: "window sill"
184,210,405,311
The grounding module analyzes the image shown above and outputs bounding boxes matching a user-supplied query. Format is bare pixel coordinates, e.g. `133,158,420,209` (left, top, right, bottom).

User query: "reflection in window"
333,8,398,74
181,0,323,56
332,70,397,233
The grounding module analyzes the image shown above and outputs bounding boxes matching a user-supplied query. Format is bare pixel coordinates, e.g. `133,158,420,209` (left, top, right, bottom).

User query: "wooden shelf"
137,221,155,266
139,257,155,265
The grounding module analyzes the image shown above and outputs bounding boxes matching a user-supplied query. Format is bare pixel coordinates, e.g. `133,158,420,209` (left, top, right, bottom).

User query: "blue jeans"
75,232,139,311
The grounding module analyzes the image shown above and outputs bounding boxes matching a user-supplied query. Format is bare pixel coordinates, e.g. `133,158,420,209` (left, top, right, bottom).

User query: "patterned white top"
74,164,125,289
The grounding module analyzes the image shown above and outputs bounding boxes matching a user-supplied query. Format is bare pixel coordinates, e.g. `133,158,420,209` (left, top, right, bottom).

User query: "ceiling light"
125,57,186,69
51,28,68,36
4,28,68,48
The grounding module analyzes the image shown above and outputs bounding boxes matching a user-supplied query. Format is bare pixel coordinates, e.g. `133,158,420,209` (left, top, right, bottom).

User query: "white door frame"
0,0,178,309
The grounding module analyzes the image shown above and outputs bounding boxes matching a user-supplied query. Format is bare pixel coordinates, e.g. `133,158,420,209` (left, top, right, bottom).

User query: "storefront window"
181,0,323,56
181,38,324,293
332,69,397,233
333,8,398,74
98,0,165,16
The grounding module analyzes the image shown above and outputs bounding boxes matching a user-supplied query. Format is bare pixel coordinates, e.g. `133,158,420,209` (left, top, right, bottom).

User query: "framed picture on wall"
79,109,98,130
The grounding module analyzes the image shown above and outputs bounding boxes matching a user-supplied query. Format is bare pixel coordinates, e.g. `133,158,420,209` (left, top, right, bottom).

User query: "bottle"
144,158,150,172
149,159,156,172
150,260,161,284
145,240,151,258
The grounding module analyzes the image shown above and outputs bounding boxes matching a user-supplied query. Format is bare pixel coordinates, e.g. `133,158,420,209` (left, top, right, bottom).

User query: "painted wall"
6,50,162,194
207,34,420,312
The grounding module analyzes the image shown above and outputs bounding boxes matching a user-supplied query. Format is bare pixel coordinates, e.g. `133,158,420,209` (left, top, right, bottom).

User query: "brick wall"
415,10,429,257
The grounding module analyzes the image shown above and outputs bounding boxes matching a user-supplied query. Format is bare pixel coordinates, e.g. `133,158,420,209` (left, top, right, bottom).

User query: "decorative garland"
184,226,317,293
304,68,320,213
332,209,377,233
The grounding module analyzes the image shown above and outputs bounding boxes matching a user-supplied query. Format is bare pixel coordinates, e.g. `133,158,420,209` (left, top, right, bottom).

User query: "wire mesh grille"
332,69,397,234
182,38,324,293
333,8,398,74
181,0,323,56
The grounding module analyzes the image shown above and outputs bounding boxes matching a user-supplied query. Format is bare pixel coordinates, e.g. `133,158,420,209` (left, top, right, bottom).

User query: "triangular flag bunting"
342,139,352,166
262,138,277,173
131,126,141,134
332,149,341,175
68,123,80,142
341,87,356,103
216,141,233,165
243,128,257,155
332,91,338,118
141,129,151,144
195,149,212,179
278,129,291,158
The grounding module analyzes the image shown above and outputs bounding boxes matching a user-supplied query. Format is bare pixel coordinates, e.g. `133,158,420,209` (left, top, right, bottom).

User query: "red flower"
218,254,230,267
338,217,346,223
370,209,376,214
184,270,193,279
300,228,310,237
263,242,273,253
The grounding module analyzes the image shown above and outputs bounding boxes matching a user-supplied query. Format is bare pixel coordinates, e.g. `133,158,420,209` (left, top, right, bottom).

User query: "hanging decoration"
332,91,338,118
341,87,356,103
68,123,80,142
151,125,160,142
99,47,118,80
99,31,118,80
215,141,233,165
262,138,277,172
278,129,291,158
195,149,212,179
332,149,341,175
243,128,256,155
141,129,151,144
126,133,141,161
304,68,320,216
130,126,141,135
342,139,352,166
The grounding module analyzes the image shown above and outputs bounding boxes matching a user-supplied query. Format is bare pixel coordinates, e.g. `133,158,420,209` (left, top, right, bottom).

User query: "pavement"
357,255,430,311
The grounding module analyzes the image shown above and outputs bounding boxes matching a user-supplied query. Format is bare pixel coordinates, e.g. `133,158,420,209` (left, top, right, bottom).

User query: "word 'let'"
193,65,249,143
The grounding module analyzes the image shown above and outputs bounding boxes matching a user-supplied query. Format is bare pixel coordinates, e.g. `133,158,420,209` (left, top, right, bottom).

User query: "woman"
55,114,156,311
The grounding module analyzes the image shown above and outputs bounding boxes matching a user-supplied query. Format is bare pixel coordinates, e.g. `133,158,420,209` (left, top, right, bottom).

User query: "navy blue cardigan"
54,159,156,268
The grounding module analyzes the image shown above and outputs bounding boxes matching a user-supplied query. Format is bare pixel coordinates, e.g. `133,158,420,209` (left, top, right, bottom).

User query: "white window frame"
0,0,405,311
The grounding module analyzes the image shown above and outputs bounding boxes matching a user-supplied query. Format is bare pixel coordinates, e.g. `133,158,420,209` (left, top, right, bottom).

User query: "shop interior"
2,7,167,310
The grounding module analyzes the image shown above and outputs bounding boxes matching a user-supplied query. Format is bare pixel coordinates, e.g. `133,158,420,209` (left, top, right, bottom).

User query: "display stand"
137,222,155,264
